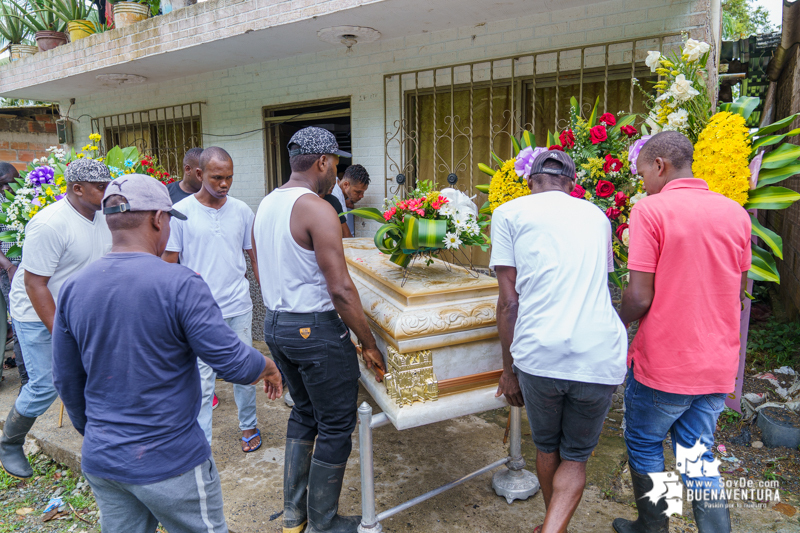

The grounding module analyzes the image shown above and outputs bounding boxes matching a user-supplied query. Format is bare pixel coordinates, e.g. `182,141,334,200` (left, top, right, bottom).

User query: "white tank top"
254,187,334,313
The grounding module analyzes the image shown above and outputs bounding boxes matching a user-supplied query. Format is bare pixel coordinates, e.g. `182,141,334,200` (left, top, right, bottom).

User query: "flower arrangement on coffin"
640,38,712,143
0,134,172,255
349,180,490,268
476,96,643,286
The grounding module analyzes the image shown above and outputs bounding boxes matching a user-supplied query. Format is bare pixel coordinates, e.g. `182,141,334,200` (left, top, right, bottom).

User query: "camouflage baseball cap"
287,126,351,158
65,158,113,183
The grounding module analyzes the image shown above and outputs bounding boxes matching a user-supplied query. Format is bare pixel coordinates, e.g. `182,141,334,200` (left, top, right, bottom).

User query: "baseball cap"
65,158,114,183
101,174,187,220
530,150,576,180
287,126,351,158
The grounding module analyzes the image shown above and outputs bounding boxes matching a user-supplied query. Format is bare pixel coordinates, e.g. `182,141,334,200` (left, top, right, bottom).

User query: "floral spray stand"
343,239,539,532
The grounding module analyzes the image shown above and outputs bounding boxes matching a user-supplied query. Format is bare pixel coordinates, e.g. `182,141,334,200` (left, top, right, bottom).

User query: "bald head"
199,146,232,171
638,131,694,172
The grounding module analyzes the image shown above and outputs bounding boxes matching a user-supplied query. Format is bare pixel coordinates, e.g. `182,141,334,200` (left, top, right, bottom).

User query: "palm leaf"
756,163,800,188
752,128,800,150
752,113,800,138
719,96,759,120
744,186,800,210
760,143,800,170
748,244,780,283
348,207,386,223
478,163,496,177
750,213,783,259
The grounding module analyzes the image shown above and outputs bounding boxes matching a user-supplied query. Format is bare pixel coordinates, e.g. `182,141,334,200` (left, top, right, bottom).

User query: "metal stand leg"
358,402,382,533
492,405,540,504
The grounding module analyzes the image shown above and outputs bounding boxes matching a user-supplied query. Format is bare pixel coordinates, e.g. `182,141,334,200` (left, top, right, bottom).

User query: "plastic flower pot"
757,407,800,449
9,44,38,60
35,30,68,52
67,20,94,41
112,2,150,29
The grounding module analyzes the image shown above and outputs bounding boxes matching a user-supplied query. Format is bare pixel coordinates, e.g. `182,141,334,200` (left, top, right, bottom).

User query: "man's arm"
51,295,87,435
162,251,179,263
178,275,283,399
341,222,353,239
494,265,524,407
302,196,384,378
246,248,259,286
618,270,655,326
25,272,55,332
741,271,748,304
0,251,17,280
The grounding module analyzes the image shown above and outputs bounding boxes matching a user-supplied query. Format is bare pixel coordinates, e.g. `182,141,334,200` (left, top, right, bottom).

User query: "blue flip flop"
241,429,262,453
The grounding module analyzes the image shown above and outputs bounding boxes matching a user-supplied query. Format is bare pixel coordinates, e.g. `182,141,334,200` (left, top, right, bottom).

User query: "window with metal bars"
91,103,203,177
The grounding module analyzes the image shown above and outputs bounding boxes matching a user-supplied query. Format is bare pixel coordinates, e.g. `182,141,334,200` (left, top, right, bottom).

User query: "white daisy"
443,232,462,250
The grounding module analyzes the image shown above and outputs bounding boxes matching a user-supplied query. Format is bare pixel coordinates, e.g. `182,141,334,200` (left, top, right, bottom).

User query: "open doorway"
263,98,351,192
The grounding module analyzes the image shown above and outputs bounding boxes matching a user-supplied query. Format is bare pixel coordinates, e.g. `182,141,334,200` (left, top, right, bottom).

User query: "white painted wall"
65,0,714,236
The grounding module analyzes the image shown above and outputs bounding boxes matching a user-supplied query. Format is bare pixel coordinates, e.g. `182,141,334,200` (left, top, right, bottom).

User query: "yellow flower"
89,133,101,142
692,111,751,206
81,144,94,151
77,153,85,158
488,160,530,212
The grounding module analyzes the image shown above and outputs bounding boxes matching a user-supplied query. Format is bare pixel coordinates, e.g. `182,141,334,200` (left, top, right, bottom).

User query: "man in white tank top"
253,127,384,533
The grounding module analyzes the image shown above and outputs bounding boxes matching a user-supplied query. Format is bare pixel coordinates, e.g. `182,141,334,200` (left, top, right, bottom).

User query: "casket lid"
343,239,498,348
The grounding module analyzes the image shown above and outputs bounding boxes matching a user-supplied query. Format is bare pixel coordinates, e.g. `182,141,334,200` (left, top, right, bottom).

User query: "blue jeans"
624,368,726,492
13,320,58,418
197,311,257,444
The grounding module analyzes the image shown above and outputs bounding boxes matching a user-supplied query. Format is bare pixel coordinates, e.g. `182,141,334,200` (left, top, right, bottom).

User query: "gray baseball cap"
530,150,576,179
102,174,187,220
287,126,351,158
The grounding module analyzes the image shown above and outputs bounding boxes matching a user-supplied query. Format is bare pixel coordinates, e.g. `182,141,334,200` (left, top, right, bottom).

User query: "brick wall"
0,113,59,172
762,44,800,318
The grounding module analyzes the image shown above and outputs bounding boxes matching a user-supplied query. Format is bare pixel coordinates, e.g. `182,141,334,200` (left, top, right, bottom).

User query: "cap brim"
333,149,352,159
169,208,187,221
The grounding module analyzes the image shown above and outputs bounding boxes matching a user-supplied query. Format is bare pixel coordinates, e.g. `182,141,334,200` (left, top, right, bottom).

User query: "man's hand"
495,369,524,407
362,347,385,381
253,356,283,400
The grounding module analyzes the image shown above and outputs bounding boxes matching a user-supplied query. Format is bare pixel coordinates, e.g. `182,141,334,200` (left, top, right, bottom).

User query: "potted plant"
111,0,151,28
10,0,69,51
0,1,36,60
45,0,96,42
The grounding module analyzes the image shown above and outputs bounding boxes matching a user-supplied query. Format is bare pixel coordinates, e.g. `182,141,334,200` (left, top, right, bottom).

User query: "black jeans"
263,311,360,465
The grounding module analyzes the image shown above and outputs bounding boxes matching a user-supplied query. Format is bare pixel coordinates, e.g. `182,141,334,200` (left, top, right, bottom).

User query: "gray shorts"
517,368,615,462
85,458,227,533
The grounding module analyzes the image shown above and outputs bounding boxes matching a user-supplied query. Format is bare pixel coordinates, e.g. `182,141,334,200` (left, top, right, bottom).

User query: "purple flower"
28,166,55,187
515,146,547,178
628,136,652,175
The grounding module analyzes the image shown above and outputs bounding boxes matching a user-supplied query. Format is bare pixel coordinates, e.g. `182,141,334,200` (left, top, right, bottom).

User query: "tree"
722,0,774,40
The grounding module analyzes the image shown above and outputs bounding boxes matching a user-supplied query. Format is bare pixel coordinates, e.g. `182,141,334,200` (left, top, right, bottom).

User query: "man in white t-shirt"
490,150,627,533
162,147,263,453
0,158,113,480
331,164,370,238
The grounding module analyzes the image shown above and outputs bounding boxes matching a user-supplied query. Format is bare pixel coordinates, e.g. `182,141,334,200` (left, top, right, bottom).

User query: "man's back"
490,191,627,385
627,178,751,394
53,252,264,485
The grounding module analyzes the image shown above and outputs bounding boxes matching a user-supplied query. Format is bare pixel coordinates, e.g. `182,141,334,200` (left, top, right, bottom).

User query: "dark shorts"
517,368,616,462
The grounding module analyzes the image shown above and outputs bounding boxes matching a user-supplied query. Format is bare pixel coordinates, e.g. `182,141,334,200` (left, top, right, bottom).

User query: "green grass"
747,318,800,371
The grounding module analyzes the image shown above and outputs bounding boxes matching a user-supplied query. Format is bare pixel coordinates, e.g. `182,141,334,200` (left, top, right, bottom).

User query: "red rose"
599,113,617,126
548,144,564,151
615,223,629,240
605,206,621,219
614,191,628,207
559,129,575,149
603,154,623,173
570,184,586,198
620,125,637,137
590,125,608,144
595,180,615,198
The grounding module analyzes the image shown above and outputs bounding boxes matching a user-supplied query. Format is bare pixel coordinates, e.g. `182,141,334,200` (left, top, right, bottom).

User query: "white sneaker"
284,390,294,407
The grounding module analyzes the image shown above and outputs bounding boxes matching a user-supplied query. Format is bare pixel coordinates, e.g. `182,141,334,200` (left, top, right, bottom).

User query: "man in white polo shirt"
491,150,627,533
162,146,263,453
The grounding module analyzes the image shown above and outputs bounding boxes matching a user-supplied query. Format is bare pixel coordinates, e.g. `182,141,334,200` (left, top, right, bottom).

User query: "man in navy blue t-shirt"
52,174,282,533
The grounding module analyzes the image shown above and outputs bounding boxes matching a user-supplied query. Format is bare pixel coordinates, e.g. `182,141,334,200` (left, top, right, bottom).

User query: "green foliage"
722,0,774,40
718,407,741,431
0,0,30,47
44,0,96,25
747,319,800,370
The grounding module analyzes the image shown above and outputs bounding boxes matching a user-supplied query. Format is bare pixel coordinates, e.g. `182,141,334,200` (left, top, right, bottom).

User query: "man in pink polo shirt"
614,132,750,533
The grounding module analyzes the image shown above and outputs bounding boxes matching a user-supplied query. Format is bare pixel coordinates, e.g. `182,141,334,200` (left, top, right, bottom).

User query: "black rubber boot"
612,467,669,533
692,494,731,533
0,406,36,479
305,458,361,533
283,439,314,533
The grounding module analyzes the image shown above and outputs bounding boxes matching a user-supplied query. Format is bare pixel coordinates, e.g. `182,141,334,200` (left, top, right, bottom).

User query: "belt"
265,309,340,324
